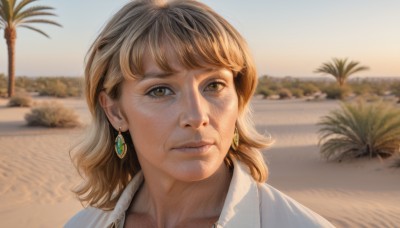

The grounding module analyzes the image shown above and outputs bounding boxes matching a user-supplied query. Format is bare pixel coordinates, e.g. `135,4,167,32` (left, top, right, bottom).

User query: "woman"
66,0,334,227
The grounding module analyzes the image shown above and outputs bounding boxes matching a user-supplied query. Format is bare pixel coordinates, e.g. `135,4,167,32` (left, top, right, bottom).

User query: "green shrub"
0,88,7,97
0,74,7,97
278,88,292,99
66,87,81,97
300,83,320,96
268,84,281,92
391,82,400,102
39,80,68,97
258,88,274,99
15,76,36,92
322,85,351,100
318,101,400,161
364,94,382,103
290,88,304,98
25,101,80,128
7,94,33,107
351,83,372,96
350,79,391,97
0,73,6,87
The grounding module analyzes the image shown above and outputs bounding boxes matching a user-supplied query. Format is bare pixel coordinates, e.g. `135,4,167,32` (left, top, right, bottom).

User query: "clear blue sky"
0,0,399,77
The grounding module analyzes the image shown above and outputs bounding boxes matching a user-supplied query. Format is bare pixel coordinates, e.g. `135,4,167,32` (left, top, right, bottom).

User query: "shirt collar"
106,159,260,227
216,158,261,227
106,171,144,227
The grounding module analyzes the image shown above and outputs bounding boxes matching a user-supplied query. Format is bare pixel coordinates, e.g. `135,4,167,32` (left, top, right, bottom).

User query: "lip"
171,141,214,154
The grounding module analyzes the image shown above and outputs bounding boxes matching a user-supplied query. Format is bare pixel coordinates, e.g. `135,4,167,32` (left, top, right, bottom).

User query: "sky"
0,0,399,78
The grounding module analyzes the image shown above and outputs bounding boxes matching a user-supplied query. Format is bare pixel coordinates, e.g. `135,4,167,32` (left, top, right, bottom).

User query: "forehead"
139,45,221,78
141,58,230,81
141,46,179,74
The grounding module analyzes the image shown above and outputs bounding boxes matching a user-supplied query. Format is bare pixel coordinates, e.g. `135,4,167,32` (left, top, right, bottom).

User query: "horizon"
0,0,399,78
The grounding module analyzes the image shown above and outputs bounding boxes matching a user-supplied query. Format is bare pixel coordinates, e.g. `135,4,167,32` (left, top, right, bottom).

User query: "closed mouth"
172,141,214,153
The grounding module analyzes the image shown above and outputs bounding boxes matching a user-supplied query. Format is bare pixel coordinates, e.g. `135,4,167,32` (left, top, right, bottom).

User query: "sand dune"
254,99,400,228
0,97,399,227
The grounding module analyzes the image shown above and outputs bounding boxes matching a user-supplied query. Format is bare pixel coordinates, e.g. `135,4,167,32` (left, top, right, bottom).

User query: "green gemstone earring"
232,127,239,151
115,127,127,159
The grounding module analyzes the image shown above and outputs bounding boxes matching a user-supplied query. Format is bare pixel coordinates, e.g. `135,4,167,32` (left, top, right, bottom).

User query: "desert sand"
0,97,399,227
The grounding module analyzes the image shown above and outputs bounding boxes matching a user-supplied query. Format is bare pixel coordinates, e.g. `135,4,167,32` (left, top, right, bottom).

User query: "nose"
179,88,209,129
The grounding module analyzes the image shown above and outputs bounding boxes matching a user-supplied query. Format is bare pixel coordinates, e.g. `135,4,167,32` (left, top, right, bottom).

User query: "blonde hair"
72,0,272,210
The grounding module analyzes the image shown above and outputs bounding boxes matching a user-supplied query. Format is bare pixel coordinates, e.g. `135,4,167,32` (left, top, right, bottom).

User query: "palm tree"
318,101,400,162
0,0,61,97
314,58,369,87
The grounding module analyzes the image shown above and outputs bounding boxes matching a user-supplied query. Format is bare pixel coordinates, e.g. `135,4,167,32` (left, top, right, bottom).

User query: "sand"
0,97,399,227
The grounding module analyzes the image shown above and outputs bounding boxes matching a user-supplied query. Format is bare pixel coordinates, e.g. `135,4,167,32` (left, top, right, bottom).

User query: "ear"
99,91,128,131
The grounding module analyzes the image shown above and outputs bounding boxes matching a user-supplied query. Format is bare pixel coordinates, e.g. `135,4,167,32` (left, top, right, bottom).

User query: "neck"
130,163,232,227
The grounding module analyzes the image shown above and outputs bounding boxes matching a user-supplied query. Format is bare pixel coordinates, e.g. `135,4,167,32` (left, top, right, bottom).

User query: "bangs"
120,3,246,78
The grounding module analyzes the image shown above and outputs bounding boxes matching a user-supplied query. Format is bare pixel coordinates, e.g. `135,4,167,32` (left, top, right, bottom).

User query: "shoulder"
258,183,334,228
64,172,144,228
64,207,112,228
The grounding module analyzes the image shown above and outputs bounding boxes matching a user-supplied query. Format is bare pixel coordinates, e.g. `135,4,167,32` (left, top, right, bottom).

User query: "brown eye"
205,81,225,92
147,87,173,98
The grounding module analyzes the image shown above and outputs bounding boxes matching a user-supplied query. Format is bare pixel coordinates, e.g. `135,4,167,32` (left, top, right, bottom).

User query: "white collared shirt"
65,159,334,228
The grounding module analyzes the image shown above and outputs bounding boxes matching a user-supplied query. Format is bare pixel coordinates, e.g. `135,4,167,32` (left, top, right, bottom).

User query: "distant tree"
314,58,369,87
0,0,61,97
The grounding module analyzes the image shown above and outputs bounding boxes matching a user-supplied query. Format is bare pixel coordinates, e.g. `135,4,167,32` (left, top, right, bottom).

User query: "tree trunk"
5,27,16,98
338,78,345,87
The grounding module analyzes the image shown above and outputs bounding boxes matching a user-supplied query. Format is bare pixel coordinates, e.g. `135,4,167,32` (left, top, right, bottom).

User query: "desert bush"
7,94,33,107
321,84,351,100
25,101,80,128
0,88,7,97
371,85,388,96
10,76,84,97
351,82,372,96
350,79,392,97
390,82,400,102
15,76,36,92
258,88,274,99
267,84,281,92
66,87,81,97
280,76,300,89
290,88,304,98
278,88,292,99
300,83,320,96
0,74,6,97
0,73,6,87
318,101,400,161
39,80,68,97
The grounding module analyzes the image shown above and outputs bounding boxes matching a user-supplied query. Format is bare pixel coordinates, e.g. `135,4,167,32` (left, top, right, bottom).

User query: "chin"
169,159,223,182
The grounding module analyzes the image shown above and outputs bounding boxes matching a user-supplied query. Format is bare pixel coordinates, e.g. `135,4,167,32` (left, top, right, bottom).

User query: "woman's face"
119,54,238,182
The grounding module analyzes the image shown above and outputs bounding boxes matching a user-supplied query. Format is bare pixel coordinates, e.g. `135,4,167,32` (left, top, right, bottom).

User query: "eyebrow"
141,68,218,80
142,71,174,79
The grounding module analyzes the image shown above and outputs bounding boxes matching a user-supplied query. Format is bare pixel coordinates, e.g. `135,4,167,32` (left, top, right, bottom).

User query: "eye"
146,86,174,98
204,81,226,92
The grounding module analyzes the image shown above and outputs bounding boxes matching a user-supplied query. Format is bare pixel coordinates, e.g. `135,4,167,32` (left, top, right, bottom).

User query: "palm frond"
314,58,369,86
0,0,12,21
14,5,55,20
14,11,55,22
14,0,38,15
10,0,16,9
20,18,61,27
0,11,6,22
19,24,49,37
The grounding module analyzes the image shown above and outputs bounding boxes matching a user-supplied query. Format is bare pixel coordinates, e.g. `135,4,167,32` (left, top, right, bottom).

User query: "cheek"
125,106,174,157
211,94,239,147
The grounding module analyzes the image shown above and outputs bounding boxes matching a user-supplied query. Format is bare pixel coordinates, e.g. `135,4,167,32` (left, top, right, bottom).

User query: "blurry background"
0,0,399,78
